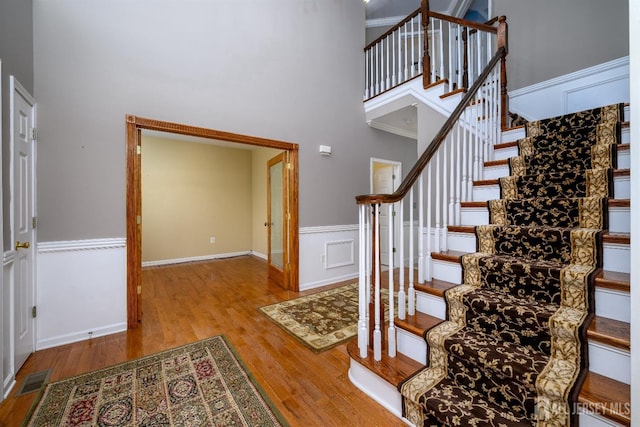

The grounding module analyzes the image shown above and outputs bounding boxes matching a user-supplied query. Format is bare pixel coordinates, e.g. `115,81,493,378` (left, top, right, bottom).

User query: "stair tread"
595,270,630,292
395,312,443,336
414,279,457,297
346,338,422,387
588,316,630,351
578,372,631,426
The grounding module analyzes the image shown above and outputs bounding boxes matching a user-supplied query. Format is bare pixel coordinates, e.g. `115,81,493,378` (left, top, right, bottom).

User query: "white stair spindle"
455,123,462,224
425,163,433,281
438,19,444,82
392,30,397,87
385,38,390,91
408,187,415,314
448,22,454,87
430,17,436,81
404,22,409,81
457,24,463,88
365,49,369,99
448,133,455,227
373,204,382,361
461,104,469,202
434,149,441,253
442,136,449,252
398,28,403,83
398,200,406,320
387,203,396,357
417,14,423,74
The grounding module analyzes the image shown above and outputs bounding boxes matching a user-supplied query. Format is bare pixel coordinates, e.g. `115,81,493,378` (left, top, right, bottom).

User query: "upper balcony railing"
364,1,509,129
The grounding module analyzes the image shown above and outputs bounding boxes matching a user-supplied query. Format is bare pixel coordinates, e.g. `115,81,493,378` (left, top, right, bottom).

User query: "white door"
371,160,401,266
11,77,36,372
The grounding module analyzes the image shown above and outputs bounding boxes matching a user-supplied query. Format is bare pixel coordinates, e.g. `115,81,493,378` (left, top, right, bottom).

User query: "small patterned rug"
23,336,287,426
260,283,389,353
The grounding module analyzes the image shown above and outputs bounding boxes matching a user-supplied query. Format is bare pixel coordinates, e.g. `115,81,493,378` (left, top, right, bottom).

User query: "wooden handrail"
364,6,499,52
356,46,506,205
426,10,498,34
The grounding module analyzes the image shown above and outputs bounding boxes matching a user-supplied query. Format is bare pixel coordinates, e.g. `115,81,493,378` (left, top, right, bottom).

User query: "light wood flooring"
0,255,404,426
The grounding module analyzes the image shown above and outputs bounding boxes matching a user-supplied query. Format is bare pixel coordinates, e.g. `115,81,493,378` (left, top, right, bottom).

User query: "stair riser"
446,232,630,274
484,149,629,180
412,290,630,385
472,174,630,201
460,206,630,234
429,258,630,323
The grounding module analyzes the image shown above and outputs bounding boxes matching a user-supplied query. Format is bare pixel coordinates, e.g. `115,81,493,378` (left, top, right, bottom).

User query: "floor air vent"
15,369,51,396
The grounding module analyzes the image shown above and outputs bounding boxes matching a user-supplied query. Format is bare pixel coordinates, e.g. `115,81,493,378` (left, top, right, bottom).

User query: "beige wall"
141,136,252,262
251,147,283,258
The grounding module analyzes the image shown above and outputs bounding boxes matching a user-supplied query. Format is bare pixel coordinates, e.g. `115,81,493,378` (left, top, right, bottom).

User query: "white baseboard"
142,250,252,267
37,322,127,351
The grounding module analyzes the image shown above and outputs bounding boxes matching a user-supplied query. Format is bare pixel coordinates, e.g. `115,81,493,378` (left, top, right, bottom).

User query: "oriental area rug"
23,336,287,427
260,283,390,353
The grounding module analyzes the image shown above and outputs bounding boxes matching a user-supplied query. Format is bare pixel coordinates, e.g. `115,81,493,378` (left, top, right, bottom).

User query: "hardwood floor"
0,256,403,426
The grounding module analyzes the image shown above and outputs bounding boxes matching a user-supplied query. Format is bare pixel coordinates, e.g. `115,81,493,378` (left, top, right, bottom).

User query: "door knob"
15,241,30,250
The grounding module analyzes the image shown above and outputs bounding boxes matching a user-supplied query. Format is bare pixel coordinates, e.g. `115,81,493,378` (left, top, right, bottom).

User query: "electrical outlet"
210,237,216,244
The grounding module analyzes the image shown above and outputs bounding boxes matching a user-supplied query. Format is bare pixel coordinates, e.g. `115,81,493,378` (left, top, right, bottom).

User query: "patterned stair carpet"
399,103,624,427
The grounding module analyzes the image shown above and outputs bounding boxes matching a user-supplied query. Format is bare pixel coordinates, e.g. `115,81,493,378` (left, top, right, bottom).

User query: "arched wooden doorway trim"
125,115,299,328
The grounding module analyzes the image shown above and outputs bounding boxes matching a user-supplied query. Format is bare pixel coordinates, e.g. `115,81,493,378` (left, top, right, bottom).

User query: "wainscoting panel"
299,225,359,291
36,239,127,350
509,56,629,120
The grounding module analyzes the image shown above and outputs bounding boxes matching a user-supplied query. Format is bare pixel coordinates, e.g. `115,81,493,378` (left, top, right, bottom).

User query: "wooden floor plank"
0,256,404,427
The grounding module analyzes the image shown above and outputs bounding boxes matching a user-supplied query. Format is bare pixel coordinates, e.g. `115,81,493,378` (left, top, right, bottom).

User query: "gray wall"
495,0,629,90
0,0,34,247
32,0,417,242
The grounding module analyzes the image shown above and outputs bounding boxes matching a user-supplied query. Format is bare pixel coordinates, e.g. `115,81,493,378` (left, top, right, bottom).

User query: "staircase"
348,104,631,426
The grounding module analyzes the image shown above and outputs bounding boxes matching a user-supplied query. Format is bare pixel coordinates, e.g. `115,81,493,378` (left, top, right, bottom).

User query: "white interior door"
11,77,36,373
371,159,401,266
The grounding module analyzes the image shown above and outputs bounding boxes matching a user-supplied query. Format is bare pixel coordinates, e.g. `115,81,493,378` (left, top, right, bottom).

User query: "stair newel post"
398,199,406,320
408,186,416,314
358,204,369,358
372,203,382,361
421,0,431,88
497,16,509,131
387,203,397,357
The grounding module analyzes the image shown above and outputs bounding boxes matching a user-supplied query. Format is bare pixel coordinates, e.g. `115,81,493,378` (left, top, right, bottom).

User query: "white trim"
367,120,417,139
38,238,126,253
141,251,251,267
251,251,267,260
37,322,127,351
299,224,358,234
366,15,407,29
324,239,355,269
299,272,359,292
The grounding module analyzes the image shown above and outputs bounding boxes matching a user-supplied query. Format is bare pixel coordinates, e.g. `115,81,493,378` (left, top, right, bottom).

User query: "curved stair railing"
356,22,508,360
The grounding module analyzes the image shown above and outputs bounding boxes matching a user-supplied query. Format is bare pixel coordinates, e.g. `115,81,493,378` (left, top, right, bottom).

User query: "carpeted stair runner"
399,103,624,426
